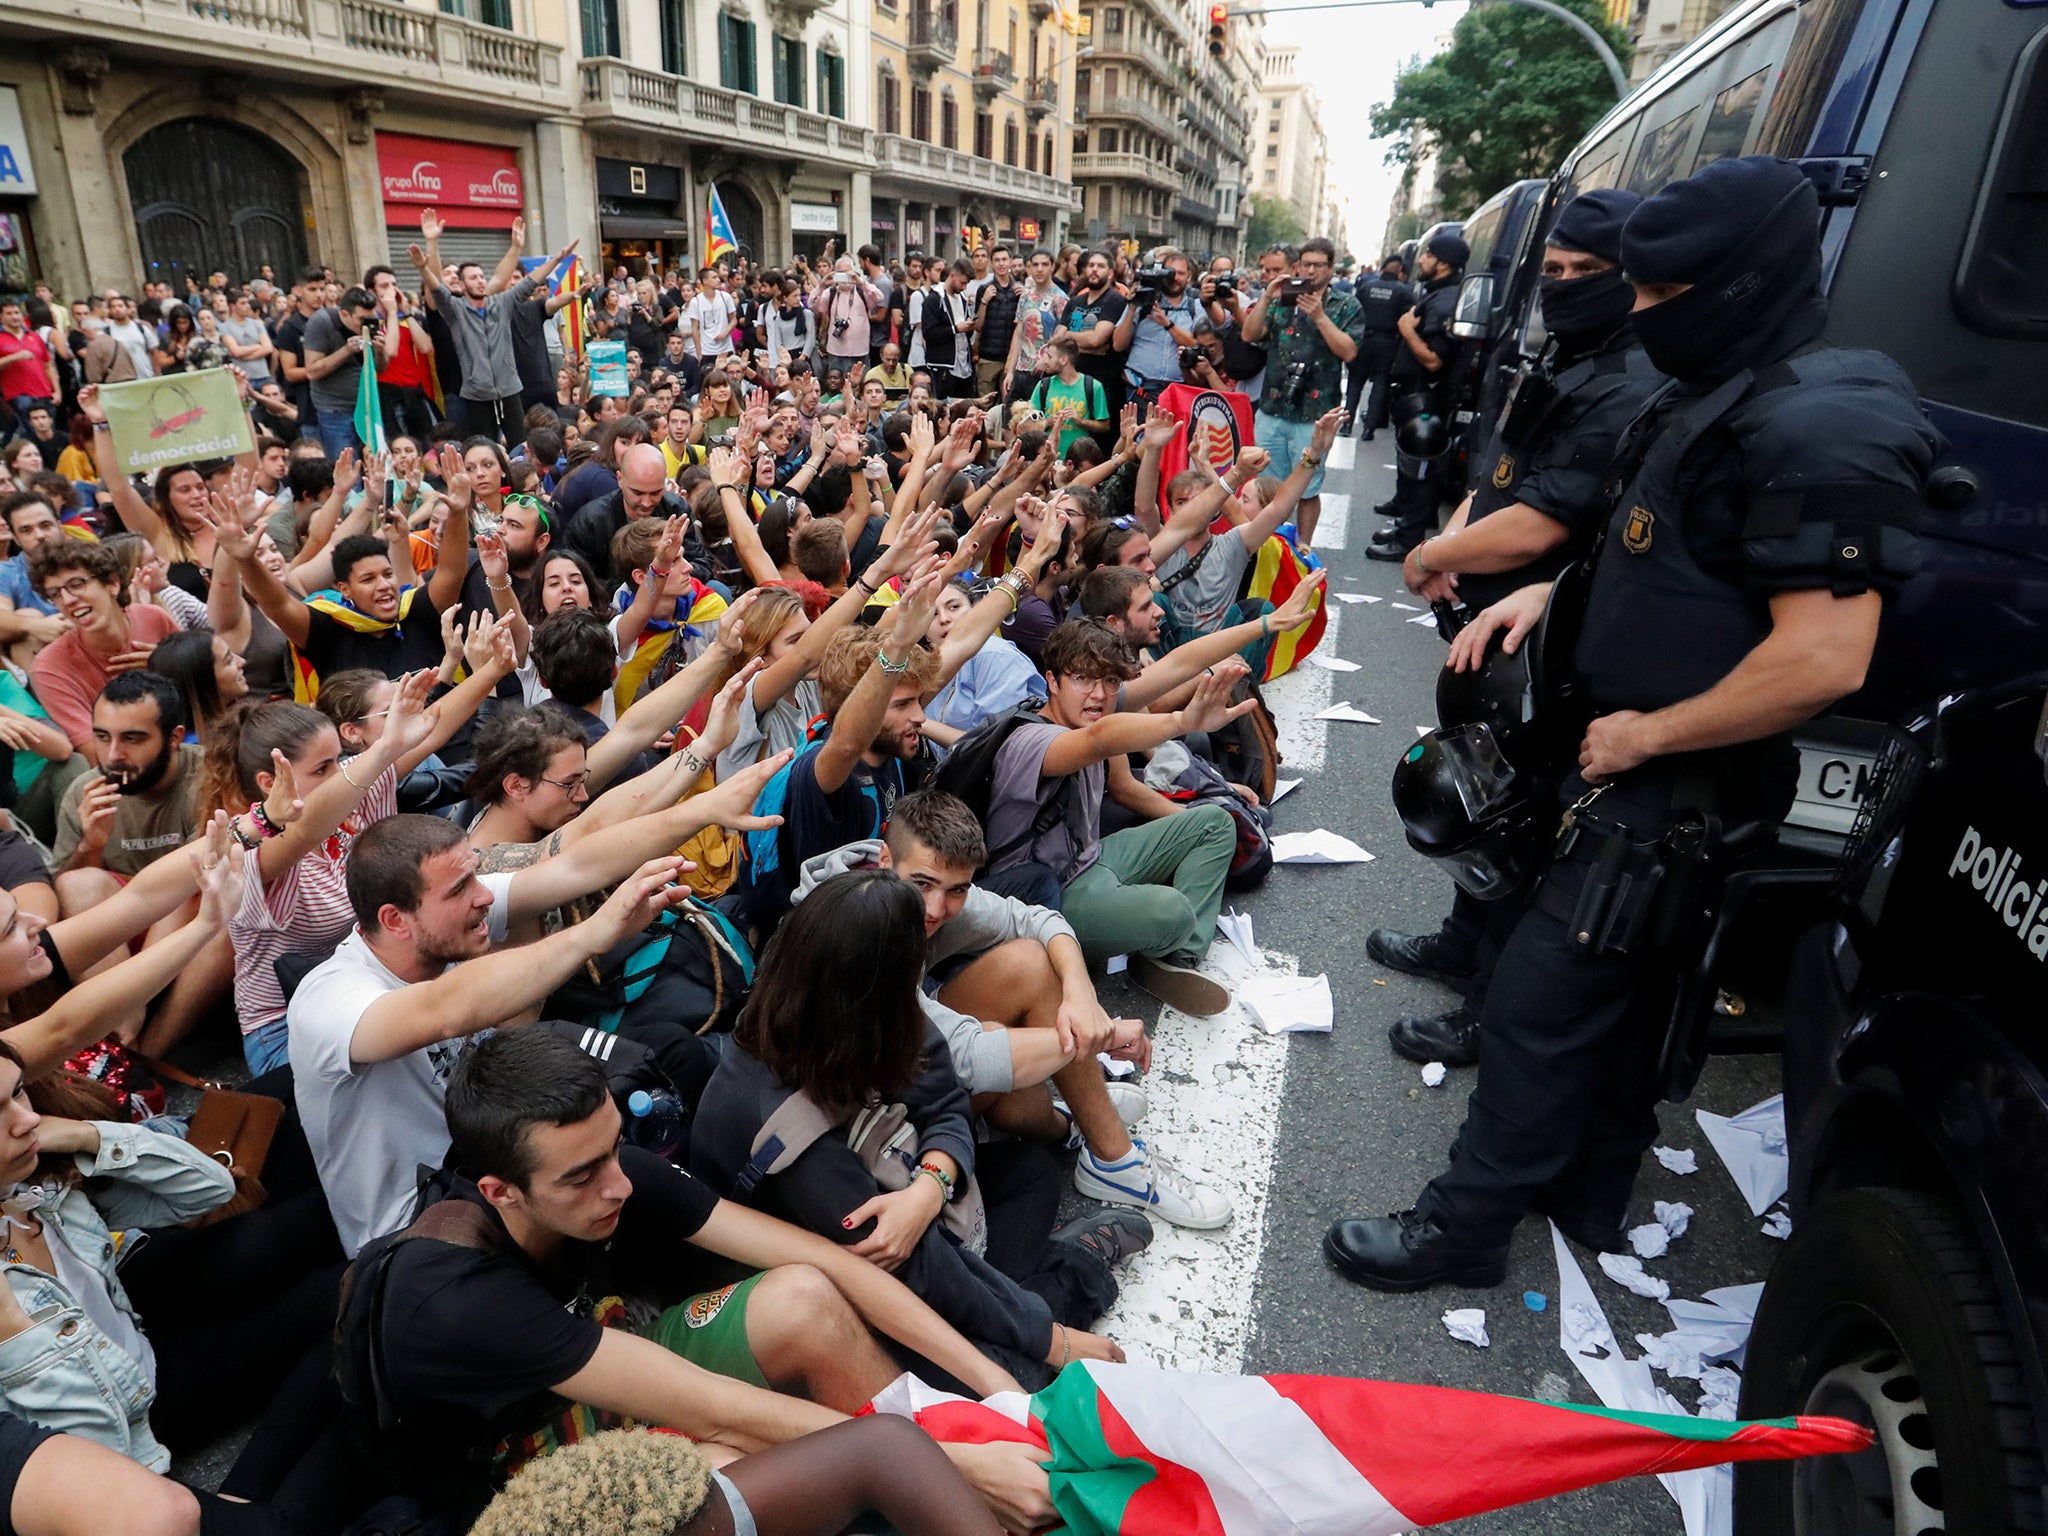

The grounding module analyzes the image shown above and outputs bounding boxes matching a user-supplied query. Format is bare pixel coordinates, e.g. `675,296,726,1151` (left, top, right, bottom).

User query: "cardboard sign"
98,369,254,475
586,338,629,398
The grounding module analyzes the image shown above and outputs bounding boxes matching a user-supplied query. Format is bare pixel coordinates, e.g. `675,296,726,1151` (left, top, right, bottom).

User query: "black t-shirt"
299,598,447,682
1060,287,1129,393
374,1149,720,1513
847,514,887,583
0,831,51,891
509,291,553,394
976,279,1021,363
274,310,315,422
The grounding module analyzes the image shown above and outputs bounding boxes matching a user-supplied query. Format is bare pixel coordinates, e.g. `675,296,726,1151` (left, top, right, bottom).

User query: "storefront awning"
601,216,692,240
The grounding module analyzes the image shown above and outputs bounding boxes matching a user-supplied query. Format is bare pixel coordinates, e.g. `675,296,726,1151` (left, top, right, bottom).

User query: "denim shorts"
1253,411,1328,499
243,1017,290,1076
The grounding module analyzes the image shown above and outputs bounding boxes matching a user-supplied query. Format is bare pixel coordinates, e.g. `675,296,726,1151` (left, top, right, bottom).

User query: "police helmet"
1436,614,1546,762
1390,393,1450,461
1391,724,1546,900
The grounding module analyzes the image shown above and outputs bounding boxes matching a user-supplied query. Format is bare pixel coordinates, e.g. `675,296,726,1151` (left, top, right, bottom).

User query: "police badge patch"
1492,454,1514,489
1623,505,1655,553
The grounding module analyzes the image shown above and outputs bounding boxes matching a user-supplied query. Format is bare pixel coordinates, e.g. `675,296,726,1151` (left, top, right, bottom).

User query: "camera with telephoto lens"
1272,357,1313,412
1132,262,1174,310
1178,345,1208,379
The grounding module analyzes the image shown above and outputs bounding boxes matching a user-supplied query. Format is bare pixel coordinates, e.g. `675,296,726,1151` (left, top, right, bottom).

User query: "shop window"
719,13,757,93
818,52,845,118
579,0,619,57
658,0,686,75
772,34,804,106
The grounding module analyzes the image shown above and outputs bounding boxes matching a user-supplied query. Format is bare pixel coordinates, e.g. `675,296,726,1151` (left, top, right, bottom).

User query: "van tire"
1734,1186,2044,1535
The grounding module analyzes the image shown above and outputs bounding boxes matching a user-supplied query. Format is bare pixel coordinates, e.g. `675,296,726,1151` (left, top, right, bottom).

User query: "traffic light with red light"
1207,3,1229,58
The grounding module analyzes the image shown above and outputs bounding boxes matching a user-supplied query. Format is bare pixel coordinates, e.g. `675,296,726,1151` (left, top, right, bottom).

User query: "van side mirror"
1450,272,1496,339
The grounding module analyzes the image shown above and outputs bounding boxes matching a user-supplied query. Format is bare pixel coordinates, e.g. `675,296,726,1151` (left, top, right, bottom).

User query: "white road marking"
1097,941,1298,1372
1326,437,1356,471
1264,608,1338,770
1310,491,1349,551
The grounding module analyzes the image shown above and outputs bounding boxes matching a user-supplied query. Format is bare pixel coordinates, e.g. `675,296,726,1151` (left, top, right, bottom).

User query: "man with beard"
1325,156,1942,1291
731,574,944,937
1365,232,1467,561
1366,189,1663,1070
1055,250,1131,428
52,673,202,916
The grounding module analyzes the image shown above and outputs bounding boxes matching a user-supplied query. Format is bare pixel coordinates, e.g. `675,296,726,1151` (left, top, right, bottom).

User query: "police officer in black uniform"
1366,189,1664,1068
1343,257,1415,440
1367,233,1468,561
1325,156,1943,1289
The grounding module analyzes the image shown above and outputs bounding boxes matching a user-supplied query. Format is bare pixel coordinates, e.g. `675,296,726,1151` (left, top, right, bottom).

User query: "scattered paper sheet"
1761,1209,1792,1240
1656,1201,1694,1239
1696,1094,1790,1216
1654,1146,1699,1175
1599,1252,1672,1301
1553,1225,1731,1536
1306,652,1362,672
1697,1367,1742,1420
1105,953,1129,975
1442,1307,1490,1348
1406,611,1441,627
1097,1053,1138,1080
1636,1330,1714,1381
1389,601,1423,611
1270,777,1302,803
1215,909,1260,968
1238,973,1334,1034
1661,1284,1763,1370
1272,830,1375,865
1420,1061,1447,1088
1335,592,1381,605
1314,703,1381,723
1629,1223,1671,1260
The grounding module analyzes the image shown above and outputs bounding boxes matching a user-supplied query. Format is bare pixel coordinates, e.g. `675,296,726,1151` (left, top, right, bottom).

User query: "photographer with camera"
1238,237,1363,548
1121,249,1204,413
812,253,886,378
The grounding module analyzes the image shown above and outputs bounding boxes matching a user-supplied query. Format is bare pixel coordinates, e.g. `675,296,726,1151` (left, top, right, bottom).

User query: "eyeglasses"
43,576,101,600
539,771,590,796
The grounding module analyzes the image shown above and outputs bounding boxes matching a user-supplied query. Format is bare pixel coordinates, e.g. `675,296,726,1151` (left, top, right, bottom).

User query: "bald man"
562,441,716,587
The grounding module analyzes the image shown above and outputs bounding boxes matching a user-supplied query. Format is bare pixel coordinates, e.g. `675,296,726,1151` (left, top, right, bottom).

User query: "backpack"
543,898,756,1040
1151,748,1274,890
1209,677,1281,804
930,707,1077,872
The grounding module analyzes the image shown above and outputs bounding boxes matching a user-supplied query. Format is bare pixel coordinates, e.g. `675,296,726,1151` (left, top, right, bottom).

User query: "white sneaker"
1075,1139,1233,1231
1104,1080,1149,1128
1131,955,1231,1016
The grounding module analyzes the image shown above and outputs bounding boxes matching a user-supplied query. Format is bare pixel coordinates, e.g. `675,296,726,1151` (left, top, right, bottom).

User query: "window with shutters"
974,110,993,159
941,92,959,148
657,0,686,74
579,0,619,56
718,13,756,93
876,66,899,133
912,84,933,140
818,51,845,117
772,34,804,105
1003,117,1018,165
1026,130,1037,171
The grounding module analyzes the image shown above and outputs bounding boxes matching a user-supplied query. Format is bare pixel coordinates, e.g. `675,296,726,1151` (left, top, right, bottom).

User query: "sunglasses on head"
503,492,552,533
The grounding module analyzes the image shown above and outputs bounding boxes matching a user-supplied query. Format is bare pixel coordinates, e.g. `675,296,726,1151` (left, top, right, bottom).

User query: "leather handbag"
136,1056,283,1227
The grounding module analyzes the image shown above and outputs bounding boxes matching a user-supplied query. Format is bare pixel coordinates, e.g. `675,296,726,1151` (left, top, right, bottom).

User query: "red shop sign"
377,133,523,218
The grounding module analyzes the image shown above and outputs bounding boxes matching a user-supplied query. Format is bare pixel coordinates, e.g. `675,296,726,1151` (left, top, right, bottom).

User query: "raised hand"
332,446,360,496
262,747,304,830
696,657,765,763
379,669,439,758
475,528,509,584
686,745,792,832
195,839,248,930
1269,567,1327,631
420,207,445,244
585,856,693,950
712,587,763,659
462,611,505,674
1178,666,1259,736
885,565,946,649
1310,408,1342,457
1141,408,1180,450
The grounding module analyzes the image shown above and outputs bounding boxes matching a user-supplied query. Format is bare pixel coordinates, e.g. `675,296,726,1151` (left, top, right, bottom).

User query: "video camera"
1132,262,1175,310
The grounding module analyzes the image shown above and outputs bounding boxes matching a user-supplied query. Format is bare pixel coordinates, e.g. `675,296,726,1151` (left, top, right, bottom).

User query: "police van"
1468,0,2047,852
1469,1,2048,1529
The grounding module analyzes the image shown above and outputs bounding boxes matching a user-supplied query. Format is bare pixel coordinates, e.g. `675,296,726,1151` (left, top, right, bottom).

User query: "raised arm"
425,443,474,614
217,502,312,648
812,574,940,797
706,450,780,587
1038,668,1254,778
398,615,515,776
1123,571,1324,712
74,389,173,556
583,598,760,792
1132,407,1177,532
1235,409,1339,551
486,215,527,295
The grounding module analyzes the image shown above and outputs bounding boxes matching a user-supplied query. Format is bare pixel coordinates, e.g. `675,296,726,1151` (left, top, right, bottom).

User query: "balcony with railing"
1072,149,1180,191
1092,92,1177,139
580,58,870,163
907,9,957,70
1083,23,1182,84
872,133,1076,208
1023,75,1057,118
972,47,1014,97
21,0,567,99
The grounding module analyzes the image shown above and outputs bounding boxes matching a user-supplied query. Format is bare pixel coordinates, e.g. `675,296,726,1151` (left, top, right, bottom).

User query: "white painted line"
1263,607,1337,770
1097,940,1295,1372
1326,437,1356,471
1310,491,1349,551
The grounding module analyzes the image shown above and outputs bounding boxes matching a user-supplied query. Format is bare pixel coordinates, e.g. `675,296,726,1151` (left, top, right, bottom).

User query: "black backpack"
931,707,1076,871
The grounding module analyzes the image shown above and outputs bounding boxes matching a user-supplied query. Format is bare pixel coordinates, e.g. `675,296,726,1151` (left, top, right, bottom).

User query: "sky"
1257,0,1470,254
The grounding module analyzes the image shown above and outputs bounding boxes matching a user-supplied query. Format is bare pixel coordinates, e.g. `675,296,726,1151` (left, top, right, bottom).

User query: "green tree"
1245,196,1307,254
1369,0,1632,214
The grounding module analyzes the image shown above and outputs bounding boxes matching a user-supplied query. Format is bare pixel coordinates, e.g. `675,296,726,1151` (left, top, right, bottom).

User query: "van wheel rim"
1795,1349,1945,1536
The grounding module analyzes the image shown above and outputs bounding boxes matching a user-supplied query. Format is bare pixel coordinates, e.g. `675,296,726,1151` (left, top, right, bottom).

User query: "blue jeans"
312,407,358,461
1253,410,1328,499
243,1017,290,1075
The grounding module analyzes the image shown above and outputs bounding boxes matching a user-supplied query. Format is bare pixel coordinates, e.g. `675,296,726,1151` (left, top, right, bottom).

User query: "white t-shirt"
287,871,517,1257
687,293,737,357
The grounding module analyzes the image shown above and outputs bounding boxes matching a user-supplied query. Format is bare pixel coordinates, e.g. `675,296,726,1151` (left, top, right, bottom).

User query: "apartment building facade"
1254,44,1326,240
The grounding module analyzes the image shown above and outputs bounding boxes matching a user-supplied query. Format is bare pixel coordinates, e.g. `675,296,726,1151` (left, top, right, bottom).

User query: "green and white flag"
96,370,254,474
354,348,387,456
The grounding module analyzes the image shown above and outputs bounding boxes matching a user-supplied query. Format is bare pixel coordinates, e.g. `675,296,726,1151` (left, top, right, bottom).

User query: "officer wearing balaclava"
1367,231,1469,560
1325,156,1943,1293
1363,188,1667,1073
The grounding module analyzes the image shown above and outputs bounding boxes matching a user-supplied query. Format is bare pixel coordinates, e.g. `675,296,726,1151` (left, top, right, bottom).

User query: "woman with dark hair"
147,629,248,744
691,870,1130,1391
149,306,197,376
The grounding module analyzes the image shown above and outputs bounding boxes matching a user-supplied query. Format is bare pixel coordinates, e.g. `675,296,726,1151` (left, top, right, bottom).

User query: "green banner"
98,369,254,475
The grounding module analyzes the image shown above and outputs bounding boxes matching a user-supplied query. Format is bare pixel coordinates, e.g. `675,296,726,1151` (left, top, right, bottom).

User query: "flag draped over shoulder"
289,588,422,702
867,1363,1870,1536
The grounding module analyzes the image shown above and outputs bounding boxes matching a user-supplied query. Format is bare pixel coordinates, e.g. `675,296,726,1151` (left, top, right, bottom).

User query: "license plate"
1786,745,1878,836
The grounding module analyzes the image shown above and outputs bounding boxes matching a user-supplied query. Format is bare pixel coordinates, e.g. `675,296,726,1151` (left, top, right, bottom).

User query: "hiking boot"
1131,955,1231,1016
1365,927,1478,988
1051,1207,1155,1267
1076,1140,1233,1230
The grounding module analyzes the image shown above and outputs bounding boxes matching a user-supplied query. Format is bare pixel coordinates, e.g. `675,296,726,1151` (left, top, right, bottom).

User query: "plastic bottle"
625,1089,685,1160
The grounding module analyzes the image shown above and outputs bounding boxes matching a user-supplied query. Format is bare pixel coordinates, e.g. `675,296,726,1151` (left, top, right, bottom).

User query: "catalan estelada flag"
705,187,739,266
1246,527,1327,681
522,255,587,358
868,1363,1870,1536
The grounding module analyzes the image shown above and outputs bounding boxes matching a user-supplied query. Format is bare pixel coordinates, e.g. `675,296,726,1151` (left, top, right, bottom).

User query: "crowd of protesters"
0,215,1353,1536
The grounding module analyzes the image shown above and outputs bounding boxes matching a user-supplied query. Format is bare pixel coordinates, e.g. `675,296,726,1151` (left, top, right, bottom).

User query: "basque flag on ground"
869,1362,1867,1535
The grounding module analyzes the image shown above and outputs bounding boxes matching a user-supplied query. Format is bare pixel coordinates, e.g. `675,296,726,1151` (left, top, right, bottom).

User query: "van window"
1626,108,1700,193
1693,67,1769,170
1957,30,2048,337
1755,0,1866,156
1570,130,1630,195
1463,202,1506,274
